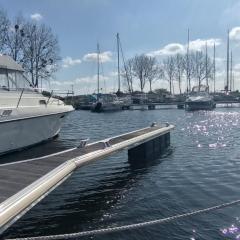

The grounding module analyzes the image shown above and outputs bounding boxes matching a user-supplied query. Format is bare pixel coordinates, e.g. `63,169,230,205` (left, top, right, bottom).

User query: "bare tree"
205,55,214,86
193,51,206,88
174,54,184,94
162,56,175,94
1,12,60,88
191,51,214,90
132,54,147,92
183,52,195,92
145,57,159,92
131,54,158,92
4,15,25,62
20,22,60,87
122,58,134,93
0,9,9,51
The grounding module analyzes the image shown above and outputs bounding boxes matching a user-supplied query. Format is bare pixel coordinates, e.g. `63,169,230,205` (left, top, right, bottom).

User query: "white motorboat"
185,85,216,111
0,55,74,155
91,93,123,112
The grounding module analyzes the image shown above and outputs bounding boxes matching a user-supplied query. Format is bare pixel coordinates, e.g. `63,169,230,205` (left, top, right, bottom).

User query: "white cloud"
51,80,74,86
62,57,81,68
215,57,225,63
233,63,240,72
51,80,61,86
30,13,43,21
189,38,221,51
75,74,109,84
83,51,112,63
148,43,185,57
108,71,118,77
147,38,222,57
229,27,240,41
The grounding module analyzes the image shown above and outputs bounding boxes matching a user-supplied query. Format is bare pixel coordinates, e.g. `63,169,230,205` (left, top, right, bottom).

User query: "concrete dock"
0,123,174,234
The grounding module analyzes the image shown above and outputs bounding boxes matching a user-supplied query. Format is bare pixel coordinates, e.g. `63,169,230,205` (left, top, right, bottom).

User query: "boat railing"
0,86,73,107
16,89,24,108
0,87,70,107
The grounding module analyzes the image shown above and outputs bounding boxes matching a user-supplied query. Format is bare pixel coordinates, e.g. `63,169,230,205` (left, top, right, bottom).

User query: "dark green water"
2,108,240,239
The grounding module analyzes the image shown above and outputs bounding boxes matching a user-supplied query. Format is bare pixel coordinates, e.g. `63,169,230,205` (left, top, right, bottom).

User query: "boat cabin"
0,55,33,91
191,85,209,93
93,93,119,103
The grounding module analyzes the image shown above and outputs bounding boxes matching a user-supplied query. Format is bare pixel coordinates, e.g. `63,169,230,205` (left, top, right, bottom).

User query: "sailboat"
185,42,216,111
91,37,124,112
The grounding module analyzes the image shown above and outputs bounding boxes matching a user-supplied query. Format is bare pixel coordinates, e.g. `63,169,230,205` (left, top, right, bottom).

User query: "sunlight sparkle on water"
220,223,240,239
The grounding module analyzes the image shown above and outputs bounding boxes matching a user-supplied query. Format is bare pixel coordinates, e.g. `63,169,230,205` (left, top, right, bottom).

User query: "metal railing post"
46,90,53,105
17,89,24,108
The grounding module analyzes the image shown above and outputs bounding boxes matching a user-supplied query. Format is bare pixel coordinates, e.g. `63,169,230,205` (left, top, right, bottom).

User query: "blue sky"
1,0,240,94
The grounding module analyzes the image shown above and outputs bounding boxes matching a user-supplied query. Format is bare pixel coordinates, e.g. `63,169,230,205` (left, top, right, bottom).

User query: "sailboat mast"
97,43,100,96
205,42,208,89
117,33,121,92
230,50,233,91
187,28,190,92
226,29,230,91
213,42,216,93
233,73,235,91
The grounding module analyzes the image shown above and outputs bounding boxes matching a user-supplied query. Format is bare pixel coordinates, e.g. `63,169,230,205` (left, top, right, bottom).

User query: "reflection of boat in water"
0,55,74,155
185,85,216,111
91,93,123,112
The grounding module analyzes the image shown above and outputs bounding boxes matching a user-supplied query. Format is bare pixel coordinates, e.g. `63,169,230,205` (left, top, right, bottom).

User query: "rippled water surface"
3,108,240,239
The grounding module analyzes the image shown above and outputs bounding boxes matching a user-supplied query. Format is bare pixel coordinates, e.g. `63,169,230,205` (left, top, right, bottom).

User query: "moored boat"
91,93,123,112
185,85,216,111
0,55,74,155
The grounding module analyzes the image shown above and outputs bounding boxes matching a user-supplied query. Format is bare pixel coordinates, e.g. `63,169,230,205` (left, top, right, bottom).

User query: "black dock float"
0,123,174,233
128,132,170,161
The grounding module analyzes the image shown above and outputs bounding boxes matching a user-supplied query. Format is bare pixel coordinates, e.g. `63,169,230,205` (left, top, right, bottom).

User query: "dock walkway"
0,123,174,234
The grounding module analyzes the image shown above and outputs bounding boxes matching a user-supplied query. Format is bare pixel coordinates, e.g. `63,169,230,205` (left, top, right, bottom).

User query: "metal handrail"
0,87,72,95
16,89,24,108
46,90,53,105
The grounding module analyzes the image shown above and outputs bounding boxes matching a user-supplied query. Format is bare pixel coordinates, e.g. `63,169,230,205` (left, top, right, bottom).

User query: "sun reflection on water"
220,220,240,239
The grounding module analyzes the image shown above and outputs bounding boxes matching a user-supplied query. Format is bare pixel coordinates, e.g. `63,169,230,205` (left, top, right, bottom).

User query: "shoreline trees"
122,48,214,94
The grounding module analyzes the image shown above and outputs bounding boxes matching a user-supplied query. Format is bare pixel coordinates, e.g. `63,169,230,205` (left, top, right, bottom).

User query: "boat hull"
185,101,216,111
0,112,68,155
91,102,123,112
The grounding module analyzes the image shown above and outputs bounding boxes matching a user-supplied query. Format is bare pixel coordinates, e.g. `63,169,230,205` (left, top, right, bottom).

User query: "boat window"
1,110,12,116
0,69,34,91
39,100,47,105
0,69,9,90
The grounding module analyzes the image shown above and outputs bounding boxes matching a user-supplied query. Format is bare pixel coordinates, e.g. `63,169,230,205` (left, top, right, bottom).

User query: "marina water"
3,108,240,239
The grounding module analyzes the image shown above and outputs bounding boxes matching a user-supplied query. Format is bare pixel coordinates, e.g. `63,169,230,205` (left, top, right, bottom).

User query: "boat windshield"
0,69,33,91
190,91,208,97
192,85,208,93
